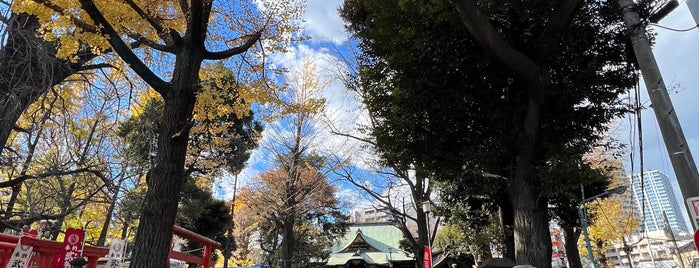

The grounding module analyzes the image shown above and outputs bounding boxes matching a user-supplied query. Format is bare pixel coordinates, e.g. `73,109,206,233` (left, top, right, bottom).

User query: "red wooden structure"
169,225,222,268
0,225,221,268
0,233,108,268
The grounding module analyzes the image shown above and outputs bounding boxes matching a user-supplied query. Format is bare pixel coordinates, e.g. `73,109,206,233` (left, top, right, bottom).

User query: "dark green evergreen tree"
340,1,638,266
177,178,231,268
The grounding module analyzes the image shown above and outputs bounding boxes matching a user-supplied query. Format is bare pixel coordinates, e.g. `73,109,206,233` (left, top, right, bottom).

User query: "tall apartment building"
630,170,689,234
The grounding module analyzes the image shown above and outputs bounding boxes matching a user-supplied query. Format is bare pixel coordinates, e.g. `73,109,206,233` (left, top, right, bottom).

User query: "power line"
651,23,699,32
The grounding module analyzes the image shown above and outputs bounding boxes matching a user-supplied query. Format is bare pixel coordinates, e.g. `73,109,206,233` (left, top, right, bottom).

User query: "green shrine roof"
326,223,413,266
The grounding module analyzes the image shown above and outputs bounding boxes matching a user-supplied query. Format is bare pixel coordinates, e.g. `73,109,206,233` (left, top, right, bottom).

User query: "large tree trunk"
507,92,551,268
71,0,259,265
508,177,551,267
129,44,200,266
498,200,516,261
452,1,575,266
414,207,430,267
0,13,94,153
562,225,582,268
129,87,197,268
280,217,295,268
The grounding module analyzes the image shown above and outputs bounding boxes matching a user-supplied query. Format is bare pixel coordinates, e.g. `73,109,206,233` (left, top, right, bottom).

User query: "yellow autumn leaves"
12,0,185,62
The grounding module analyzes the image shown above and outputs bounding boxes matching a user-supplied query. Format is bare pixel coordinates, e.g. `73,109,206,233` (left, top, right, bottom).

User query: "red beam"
172,225,221,250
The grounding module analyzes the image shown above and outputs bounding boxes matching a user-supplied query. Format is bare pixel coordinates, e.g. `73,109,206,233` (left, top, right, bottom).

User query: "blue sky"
221,1,699,220
216,0,365,199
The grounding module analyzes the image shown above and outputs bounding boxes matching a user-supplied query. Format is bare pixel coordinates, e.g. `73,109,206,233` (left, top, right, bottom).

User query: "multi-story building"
630,170,689,234
604,230,692,268
350,207,394,223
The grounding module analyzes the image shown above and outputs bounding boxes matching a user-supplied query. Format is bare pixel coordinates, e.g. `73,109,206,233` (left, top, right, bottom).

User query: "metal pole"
622,237,634,268
426,210,432,268
618,0,699,231
580,186,596,268
579,205,597,268
426,214,431,250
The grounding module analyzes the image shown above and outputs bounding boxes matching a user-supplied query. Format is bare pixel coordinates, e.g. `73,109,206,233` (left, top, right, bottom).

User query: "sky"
215,0,361,199
219,0,699,222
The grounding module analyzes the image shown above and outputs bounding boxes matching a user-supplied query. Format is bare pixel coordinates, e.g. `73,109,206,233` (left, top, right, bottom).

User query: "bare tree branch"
2,183,106,228
122,0,182,46
0,168,106,188
122,0,165,33
451,0,541,85
124,32,176,52
0,13,9,25
78,0,169,92
203,32,262,60
79,63,116,71
177,0,190,18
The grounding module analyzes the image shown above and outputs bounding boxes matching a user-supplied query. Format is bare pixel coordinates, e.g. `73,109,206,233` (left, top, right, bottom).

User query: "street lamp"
579,185,627,268
422,201,432,268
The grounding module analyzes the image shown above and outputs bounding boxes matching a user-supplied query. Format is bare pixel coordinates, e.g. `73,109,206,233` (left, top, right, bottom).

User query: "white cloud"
302,0,348,44
217,43,377,200
264,43,376,163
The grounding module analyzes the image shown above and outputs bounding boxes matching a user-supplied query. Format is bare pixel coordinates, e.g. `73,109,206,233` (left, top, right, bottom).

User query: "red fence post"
203,244,212,268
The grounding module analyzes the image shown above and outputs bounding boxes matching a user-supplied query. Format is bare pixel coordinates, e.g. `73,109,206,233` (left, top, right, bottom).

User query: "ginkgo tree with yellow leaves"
582,196,639,268
576,154,639,268
11,0,305,267
0,68,128,237
120,62,264,186
235,57,348,268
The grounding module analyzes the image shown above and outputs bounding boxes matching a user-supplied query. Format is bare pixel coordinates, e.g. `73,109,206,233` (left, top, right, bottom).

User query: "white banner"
106,239,127,268
5,242,33,268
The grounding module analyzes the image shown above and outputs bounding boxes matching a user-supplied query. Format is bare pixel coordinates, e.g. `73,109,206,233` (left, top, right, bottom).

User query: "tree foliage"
235,57,348,268
0,9,101,156
584,197,638,267
580,150,638,268
11,1,305,265
340,0,637,266
0,70,127,235
239,164,348,268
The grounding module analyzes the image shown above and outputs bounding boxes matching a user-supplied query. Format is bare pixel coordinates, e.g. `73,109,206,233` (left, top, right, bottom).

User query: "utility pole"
618,0,699,231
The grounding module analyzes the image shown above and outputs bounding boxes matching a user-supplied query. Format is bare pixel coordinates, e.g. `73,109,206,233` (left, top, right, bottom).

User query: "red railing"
0,233,108,268
169,225,222,268
0,225,220,268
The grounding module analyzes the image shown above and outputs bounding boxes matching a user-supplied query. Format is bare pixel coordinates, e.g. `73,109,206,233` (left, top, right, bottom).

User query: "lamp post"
422,201,432,268
579,185,627,268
